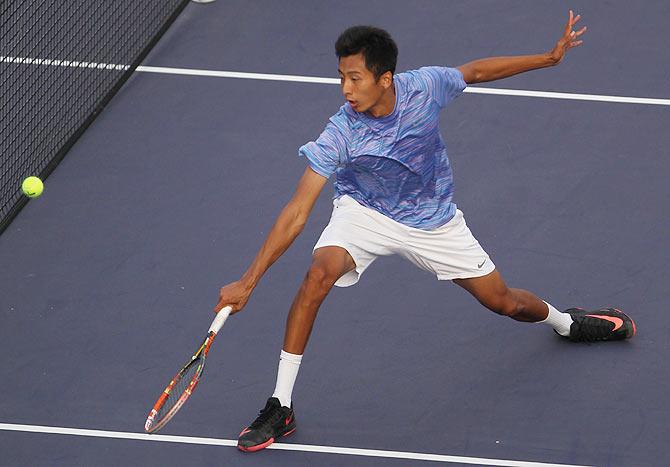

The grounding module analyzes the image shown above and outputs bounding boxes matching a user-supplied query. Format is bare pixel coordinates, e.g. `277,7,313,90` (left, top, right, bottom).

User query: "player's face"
338,53,393,116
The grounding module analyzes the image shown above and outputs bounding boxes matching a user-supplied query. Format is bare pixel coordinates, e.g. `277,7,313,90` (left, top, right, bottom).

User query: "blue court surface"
2,1,669,466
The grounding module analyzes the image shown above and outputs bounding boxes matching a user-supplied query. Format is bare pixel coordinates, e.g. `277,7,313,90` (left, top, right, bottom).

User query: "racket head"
144,334,213,433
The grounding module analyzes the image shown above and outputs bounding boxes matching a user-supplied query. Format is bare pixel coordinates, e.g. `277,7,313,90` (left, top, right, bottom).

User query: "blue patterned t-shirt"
299,66,466,230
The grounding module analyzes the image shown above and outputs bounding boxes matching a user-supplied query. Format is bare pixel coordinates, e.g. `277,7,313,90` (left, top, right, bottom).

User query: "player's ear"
379,71,393,89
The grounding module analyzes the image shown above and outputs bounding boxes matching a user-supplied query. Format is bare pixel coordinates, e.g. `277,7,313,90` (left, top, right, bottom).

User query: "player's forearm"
240,203,307,290
459,53,557,84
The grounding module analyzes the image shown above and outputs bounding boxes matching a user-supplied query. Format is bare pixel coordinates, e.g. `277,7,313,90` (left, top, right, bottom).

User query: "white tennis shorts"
314,195,496,287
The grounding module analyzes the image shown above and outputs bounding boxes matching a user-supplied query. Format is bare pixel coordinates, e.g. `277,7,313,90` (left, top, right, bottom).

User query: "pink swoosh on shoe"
585,314,624,331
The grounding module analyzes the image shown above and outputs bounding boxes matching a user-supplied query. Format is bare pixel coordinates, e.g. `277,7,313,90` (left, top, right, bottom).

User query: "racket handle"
209,306,232,334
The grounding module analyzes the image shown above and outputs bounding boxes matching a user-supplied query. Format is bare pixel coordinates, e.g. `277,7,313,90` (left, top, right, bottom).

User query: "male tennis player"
214,11,636,452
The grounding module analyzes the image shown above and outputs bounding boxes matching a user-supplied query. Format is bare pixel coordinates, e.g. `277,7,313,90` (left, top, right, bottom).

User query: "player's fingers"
218,295,246,313
214,296,230,313
574,26,587,37
564,10,573,34
215,302,239,314
569,40,583,48
573,14,581,25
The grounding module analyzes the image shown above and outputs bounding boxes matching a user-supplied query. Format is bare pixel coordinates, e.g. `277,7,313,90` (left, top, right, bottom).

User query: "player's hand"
549,10,587,64
214,280,253,315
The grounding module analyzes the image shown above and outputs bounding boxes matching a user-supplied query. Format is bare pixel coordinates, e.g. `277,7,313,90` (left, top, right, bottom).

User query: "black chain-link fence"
0,0,190,234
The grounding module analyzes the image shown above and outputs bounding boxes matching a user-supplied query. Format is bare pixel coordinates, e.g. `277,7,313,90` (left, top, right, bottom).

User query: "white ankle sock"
271,350,302,408
540,301,573,336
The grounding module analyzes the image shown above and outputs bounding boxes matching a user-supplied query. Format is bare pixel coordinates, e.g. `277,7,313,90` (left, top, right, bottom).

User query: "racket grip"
209,306,232,334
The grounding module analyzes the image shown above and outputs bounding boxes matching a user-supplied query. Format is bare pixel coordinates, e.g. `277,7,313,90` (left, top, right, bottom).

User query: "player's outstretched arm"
214,167,328,315
457,10,586,84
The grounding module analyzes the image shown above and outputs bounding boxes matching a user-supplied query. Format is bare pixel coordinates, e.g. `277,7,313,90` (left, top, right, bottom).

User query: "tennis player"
215,11,636,452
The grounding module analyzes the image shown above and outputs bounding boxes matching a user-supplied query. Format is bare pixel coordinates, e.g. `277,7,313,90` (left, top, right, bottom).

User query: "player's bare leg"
283,245,356,354
453,270,635,342
453,269,549,322
238,245,355,452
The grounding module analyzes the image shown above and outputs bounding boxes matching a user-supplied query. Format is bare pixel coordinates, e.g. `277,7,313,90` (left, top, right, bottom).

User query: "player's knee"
304,262,339,294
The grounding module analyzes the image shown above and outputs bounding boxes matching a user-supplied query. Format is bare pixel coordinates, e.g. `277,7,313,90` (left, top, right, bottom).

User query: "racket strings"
154,359,202,422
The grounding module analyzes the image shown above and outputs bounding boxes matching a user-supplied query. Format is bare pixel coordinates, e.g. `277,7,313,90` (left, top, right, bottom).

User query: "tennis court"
1,1,669,466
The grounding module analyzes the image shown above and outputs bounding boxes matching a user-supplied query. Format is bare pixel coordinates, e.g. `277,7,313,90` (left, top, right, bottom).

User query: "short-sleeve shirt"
299,66,466,230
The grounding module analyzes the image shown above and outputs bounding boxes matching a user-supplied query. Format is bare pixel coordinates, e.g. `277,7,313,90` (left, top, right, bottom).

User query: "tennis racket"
144,305,232,433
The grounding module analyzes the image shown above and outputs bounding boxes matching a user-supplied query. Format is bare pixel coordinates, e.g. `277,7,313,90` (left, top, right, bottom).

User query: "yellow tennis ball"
22,176,44,198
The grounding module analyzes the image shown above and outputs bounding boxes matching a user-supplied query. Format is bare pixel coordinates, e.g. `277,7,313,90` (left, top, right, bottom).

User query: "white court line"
2,55,669,106
0,423,593,467
136,65,670,107
138,64,339,84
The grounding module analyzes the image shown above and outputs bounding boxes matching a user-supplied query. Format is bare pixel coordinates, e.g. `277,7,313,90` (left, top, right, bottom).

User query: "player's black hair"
335,26,398,79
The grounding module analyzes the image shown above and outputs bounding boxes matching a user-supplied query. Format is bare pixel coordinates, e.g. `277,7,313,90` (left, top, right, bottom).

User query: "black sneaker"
564,307,636,342
237,397,296,452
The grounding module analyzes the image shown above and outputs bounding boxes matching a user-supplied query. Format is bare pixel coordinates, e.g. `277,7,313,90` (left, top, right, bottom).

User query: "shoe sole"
237,427,296,452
